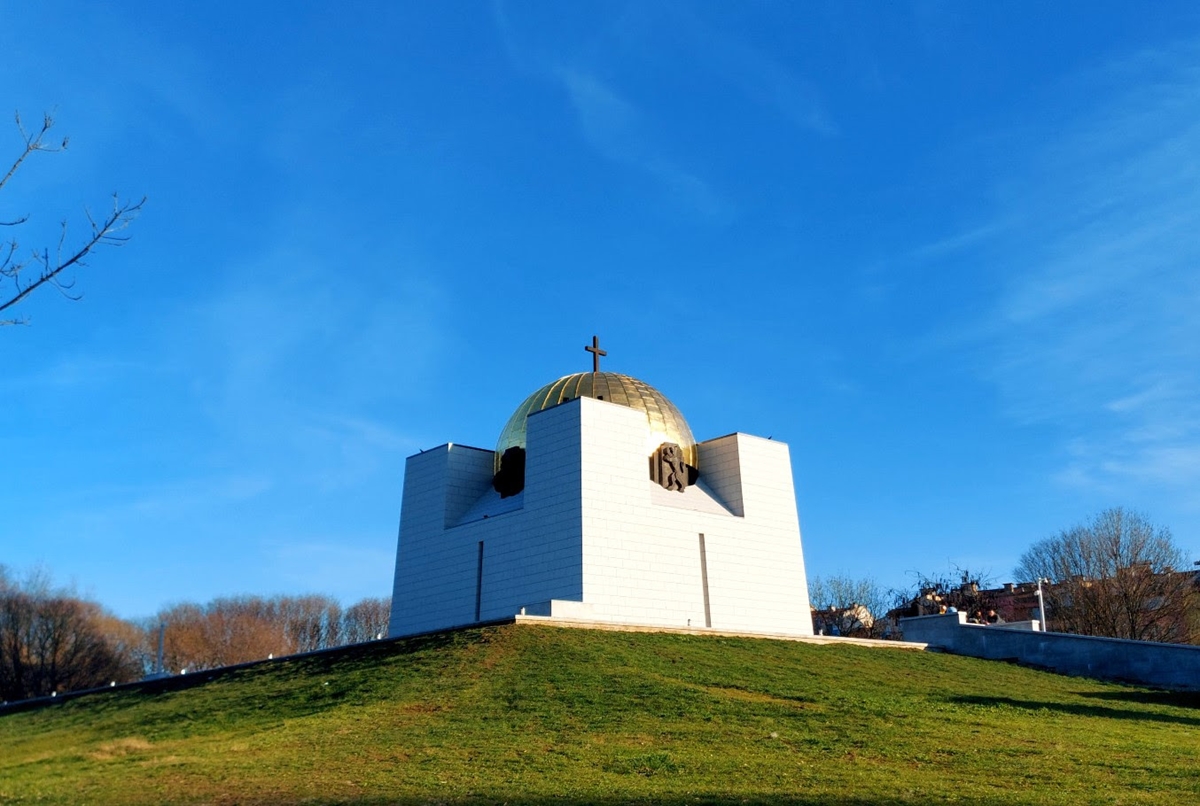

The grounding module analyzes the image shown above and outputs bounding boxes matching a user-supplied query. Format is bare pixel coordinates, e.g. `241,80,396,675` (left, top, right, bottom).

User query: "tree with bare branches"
1015,507,1200,643
889,567,1000,619
808,575,891,637
342,597,390,643
1,112,143,325
0,566,143,702
151,594,389,673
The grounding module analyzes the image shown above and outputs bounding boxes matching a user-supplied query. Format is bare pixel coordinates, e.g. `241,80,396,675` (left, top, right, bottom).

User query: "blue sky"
3,2,1199,620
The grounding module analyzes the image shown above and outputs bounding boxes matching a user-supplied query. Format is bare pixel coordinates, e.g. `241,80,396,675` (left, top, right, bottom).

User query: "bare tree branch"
0,112,142,326
0,112,64,196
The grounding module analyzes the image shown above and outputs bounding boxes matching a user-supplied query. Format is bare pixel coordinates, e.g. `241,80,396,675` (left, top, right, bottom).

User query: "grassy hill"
2,623,1197,805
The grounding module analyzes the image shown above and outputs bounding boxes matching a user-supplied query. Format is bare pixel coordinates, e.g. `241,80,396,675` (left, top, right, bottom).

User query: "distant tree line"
152,594,390,674
0,564,390,702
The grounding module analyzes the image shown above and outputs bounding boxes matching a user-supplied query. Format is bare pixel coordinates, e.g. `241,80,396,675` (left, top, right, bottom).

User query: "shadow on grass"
949,694,1200,726
315,798,937,806
1075,689,1200,709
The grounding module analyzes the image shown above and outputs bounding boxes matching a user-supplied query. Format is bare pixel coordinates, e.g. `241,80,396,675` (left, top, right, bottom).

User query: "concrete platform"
513,613,928,650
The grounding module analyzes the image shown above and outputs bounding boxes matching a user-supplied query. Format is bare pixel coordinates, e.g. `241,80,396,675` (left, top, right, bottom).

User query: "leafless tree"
889,567,1000,623
0,566,143,701
279,594,343,654
1,112,143,325
808,575,890,637
154,597,291,672
152,594,369,673
1015,507,1200,643
342,597,391,643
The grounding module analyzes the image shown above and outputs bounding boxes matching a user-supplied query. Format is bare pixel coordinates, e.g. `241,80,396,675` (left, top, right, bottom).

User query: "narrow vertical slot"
475,541,485,622
698,533,712,628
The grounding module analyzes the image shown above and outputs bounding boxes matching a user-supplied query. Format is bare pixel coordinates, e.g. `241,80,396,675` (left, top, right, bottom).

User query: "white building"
388,366,813,638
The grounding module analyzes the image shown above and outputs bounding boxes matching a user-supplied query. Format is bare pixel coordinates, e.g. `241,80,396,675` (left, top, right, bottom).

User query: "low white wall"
900,613,1200,691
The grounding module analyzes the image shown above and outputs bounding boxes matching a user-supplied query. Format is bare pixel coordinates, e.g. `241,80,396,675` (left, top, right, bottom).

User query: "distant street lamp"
1036,578,1049,632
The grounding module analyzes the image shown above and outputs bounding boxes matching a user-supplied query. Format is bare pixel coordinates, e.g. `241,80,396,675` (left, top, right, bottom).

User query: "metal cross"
585,335,607,373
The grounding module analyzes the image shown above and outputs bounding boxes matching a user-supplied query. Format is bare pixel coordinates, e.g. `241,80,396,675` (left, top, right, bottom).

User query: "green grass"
2,624,1198,805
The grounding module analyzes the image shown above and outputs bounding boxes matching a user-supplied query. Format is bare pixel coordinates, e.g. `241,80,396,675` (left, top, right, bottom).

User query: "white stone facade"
389,396,813,637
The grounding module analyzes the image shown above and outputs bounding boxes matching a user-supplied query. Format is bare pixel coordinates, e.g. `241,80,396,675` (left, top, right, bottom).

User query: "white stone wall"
577,400,812,635
389,405,587,637
389,396,813,637
388,445,488,634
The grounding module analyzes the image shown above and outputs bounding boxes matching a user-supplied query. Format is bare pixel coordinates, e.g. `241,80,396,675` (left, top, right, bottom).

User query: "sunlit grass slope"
2,624,1197,805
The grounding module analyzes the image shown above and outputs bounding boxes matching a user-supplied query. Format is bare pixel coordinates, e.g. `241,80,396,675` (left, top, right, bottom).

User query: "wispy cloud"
6,355,151,391
190,228,448,420
669,9,837,138
556,69,724,217
491,4,835,216
937,40,1200,494
292,413,424,493
910,222,1006,262
264,539,396,602
491,2,725,217
46,474,274,538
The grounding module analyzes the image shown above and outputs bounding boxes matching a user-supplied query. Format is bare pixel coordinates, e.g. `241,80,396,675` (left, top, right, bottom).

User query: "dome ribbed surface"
495,372,697,473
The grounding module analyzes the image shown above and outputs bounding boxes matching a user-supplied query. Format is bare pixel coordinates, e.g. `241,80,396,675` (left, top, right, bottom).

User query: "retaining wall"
900,613,1200,691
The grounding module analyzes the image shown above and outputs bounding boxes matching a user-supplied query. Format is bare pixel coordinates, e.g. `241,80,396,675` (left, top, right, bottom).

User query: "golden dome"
495,372,698,472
